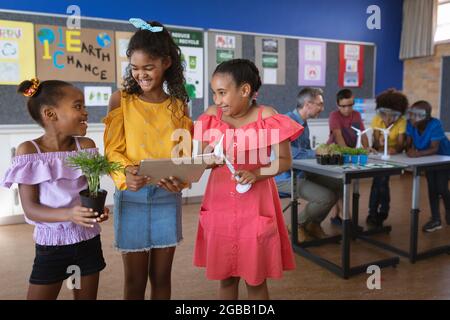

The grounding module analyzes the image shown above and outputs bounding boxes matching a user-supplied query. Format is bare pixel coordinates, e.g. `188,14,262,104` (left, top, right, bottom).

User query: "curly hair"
376,88,409,114
122,20,188,121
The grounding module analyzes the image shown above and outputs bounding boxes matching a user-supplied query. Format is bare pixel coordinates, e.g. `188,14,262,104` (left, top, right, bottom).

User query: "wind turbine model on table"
375,124,394,160
351,126,372,149
213,134,252,194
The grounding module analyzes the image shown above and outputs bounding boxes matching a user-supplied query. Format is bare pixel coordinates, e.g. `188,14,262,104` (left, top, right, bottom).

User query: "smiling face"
130,50,171,93
211,72,252,116
50,86,88,136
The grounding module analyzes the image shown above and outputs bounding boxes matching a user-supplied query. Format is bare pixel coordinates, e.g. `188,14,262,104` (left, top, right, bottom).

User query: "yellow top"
103,92,193,190
371,114,406,149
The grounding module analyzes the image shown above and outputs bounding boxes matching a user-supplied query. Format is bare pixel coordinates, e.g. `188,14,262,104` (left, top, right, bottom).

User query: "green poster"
216,49,234,64
169,28,204,98
262,54,278,68
169,29,203,47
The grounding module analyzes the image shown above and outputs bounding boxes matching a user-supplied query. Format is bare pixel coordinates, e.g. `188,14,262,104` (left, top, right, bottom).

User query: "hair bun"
17,78,40,97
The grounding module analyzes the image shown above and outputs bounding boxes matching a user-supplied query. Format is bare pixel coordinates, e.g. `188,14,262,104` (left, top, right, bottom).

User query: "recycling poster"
170,29,204,99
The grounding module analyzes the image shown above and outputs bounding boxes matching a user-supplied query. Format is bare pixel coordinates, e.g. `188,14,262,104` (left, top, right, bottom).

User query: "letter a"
366,265,381,290
366,5,381,30
66,5,81,30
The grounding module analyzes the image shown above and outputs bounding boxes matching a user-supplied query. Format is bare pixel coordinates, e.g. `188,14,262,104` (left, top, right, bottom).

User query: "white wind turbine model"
351,126,372,149
375,124,394,160
213,134,252,194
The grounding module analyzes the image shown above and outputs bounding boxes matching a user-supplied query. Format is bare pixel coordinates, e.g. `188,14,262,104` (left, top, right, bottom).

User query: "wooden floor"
1,173,450,300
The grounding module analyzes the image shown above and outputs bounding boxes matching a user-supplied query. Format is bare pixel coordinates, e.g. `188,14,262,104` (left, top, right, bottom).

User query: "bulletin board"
0,10,375,124
0,10,205,124
206,29,375,119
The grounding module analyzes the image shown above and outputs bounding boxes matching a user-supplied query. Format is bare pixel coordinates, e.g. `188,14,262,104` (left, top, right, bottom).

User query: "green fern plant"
356,147,369,155
66,152,123,197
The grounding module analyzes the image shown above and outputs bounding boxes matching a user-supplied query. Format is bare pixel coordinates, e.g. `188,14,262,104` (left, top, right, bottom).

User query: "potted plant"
357,148,369,165
341,147,352,164
329,144,343,165
66,152,123,215
315,144,330,165
349,148,359,165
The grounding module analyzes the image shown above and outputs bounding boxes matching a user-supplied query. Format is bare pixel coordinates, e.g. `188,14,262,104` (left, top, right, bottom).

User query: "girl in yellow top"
103,19,192,300
367,89,408,228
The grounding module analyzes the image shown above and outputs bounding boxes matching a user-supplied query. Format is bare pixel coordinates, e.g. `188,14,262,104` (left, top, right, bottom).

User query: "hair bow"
129,18,163,32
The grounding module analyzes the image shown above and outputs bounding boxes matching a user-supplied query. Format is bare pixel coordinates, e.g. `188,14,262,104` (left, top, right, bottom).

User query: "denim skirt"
113,185,182,252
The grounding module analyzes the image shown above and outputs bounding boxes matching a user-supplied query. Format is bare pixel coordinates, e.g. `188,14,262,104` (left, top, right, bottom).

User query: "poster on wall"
0,20,36,85
298,40,326,87
339,43,364,87
115,31,133,88
215,34,236,64
208,32,242,81
84,86,112,106
35,25,116,83
255,37,285,85
170,28,204,99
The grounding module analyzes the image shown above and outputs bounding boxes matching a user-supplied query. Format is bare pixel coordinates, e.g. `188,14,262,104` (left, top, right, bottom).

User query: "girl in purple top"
1,78,108,300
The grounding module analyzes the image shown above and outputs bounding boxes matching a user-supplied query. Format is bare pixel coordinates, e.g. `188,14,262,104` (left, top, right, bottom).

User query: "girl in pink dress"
193,59,304,299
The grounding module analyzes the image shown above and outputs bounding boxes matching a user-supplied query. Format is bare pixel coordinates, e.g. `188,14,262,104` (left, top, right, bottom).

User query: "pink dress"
193,107,304,285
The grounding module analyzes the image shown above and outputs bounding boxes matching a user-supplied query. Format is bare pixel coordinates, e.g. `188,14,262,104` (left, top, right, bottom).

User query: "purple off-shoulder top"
0,139,101,246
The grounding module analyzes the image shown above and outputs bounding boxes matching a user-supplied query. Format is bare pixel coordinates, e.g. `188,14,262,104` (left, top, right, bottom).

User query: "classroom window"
435,0,450,42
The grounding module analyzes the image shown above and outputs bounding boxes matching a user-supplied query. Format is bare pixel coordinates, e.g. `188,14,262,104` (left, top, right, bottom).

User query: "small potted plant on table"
66,152,123,215
349,148,360,165
341,147,352,164
357,148,369,165
315,144,330,165
329,144,343,165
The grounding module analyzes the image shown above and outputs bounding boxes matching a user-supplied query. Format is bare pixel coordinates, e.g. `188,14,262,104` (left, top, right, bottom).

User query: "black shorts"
30,235,106,285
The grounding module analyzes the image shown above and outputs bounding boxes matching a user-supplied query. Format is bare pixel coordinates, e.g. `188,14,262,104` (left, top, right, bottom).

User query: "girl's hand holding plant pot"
95,207,110,223
66,205,98,228
126,165,151,191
